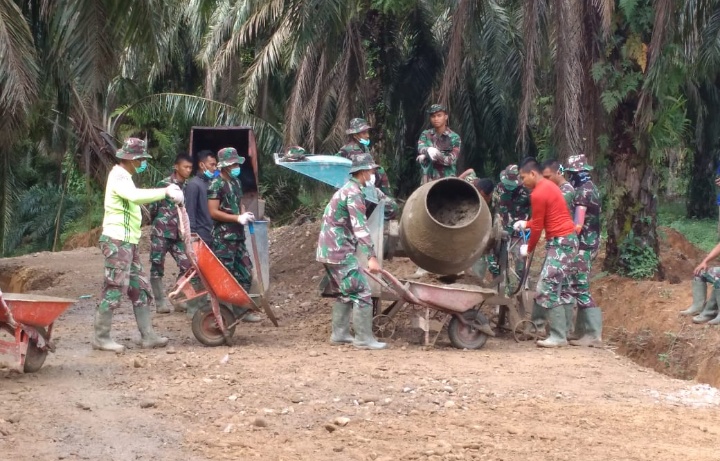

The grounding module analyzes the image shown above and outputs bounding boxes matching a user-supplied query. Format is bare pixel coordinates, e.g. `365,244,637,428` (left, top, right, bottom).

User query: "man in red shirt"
514,159,579,347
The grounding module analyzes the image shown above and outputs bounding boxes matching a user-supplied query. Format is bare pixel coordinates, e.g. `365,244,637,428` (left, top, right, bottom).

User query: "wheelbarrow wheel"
192,305,236,347
448,311,490,350
23,327,48,373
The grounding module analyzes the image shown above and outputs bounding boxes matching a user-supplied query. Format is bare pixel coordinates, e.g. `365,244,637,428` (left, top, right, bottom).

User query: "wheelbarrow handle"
362,268,423,306
0,289,18,329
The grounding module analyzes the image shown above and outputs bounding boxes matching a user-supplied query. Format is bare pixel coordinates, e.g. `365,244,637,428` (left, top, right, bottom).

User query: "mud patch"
426,180,479,227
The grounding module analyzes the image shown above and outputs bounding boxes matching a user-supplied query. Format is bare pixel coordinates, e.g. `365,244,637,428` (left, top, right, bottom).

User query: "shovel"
248,221,279,327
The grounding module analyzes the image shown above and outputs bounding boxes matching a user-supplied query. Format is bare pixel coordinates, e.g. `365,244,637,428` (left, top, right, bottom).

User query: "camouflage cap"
346,118,372,135
349,152,379,174
116,137,151,160
427,104,447,115
564,154,594,172
216,147,245,168
500,164,520,190
282,146,307,161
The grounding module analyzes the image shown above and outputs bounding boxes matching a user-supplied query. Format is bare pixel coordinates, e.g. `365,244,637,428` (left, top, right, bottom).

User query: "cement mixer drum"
399,177,493,275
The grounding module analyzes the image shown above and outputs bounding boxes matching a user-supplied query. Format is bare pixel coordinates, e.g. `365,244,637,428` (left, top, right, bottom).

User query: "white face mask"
367,173,376,187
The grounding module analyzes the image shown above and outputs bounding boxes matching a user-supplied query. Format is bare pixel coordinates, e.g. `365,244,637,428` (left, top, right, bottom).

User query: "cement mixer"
399,177,494,275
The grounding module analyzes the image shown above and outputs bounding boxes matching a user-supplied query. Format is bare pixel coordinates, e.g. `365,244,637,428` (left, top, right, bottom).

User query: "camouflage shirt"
573,180,601,252
207,176,245,241
559,181,575,214
417,128,461,179
337,141,391,195
148,173,184,240
316,178,376,264
492,183,531,233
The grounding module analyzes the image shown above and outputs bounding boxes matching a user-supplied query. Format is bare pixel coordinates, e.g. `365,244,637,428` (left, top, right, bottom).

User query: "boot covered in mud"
185,295,209,319
680,279,707,316
330,301,354,344
91,308,125,353
692,289,719,324
150,277,171,314
569,307,603,347
352,305,387,350
231,304,262,323
707,289,720,325
536,304,569,348
133,306,169,348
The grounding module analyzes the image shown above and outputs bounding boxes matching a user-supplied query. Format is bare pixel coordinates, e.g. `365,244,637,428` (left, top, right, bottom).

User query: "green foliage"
658,202,718,252
617,231,659,279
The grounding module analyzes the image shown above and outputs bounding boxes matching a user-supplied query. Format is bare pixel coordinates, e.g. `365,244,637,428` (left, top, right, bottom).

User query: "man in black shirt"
185,150,217,246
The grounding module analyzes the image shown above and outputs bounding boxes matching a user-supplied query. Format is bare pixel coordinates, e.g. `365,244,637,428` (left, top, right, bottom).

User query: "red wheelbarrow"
363,269,498,349
169,206,278,347
0,289,75,373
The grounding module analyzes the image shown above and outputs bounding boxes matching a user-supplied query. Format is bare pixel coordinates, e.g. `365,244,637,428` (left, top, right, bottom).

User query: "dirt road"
1,226,719,461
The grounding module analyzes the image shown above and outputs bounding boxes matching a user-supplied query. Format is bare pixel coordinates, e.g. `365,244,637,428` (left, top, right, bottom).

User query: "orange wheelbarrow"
0,289,75,372
169,206,278,347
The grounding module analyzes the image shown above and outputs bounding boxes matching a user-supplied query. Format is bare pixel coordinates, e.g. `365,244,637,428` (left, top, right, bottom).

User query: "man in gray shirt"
185,150,217,246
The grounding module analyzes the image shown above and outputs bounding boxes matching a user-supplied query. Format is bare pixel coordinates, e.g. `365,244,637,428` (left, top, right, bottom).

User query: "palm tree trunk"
603,100,661,277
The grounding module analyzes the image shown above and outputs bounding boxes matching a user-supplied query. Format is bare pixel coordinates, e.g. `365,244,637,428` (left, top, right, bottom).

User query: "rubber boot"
185,296,208,319
150,277,171,314
232,305,262,323
407,267,428,280
133,306,169,348
330,301,354,344
528,302,546,336
91,309,125,353
680,279,707,316
352,305,387,350
536,305,569,348
693,291,719,324
569,307,603,347
565,305,576,340
707,289,720,325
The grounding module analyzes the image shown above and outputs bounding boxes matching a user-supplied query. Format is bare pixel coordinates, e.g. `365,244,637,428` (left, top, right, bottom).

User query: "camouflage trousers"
213,236,253,292
149,235,191,278
469,253,501,278
98,235,152,312
568,249,598,309
535,234,579,309
696,267,720,289
323,254,372,309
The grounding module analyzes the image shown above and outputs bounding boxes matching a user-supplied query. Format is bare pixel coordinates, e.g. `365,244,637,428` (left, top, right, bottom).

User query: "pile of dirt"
596,227,720,387
62,227,102,250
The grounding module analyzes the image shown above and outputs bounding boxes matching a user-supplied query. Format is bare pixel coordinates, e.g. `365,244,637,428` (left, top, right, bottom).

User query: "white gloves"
237,212,255,225
165,184,184,205
513,220,527,231
416,154,427,163
427,147,441,160
519,244,529,257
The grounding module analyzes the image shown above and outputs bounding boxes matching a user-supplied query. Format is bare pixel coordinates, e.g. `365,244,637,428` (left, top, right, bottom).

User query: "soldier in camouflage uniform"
416,104,461,182
148,153,193,314
337,118,392,195
208,147,262,323
317,153,387,350
515,159,579,348
680,239,720,326
492,164,531,280
562,155,604,346
459,171,501,279
93,138,184,353
541,159,575,213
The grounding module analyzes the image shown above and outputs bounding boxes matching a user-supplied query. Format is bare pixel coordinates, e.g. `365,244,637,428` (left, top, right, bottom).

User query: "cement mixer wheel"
372,315,396,339
448,311,489,350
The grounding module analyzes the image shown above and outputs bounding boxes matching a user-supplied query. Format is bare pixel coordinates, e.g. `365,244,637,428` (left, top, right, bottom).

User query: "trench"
0,264,59,293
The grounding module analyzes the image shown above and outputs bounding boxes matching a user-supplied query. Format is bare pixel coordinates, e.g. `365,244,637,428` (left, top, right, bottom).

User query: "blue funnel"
274,153,378,203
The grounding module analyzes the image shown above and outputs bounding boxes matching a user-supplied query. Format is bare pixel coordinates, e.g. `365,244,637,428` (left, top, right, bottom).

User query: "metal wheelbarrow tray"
169,206,278,347
364,269,497,350
0,291,76,373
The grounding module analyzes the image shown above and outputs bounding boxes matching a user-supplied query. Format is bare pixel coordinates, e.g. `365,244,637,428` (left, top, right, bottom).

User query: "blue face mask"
229,167,241,178
359,138,370,147
203,169,219,179
135,160,148,174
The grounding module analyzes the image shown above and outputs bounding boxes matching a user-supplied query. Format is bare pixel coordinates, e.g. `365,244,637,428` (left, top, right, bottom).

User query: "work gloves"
165,184,184,205
416,154,427,163
427,147,441,160
519,244,529,257
237,212,256,225
512,220,527,231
